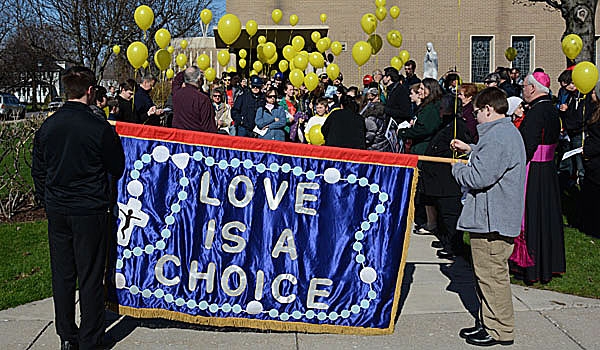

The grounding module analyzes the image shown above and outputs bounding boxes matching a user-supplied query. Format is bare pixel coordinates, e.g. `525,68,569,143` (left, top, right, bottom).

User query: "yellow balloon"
278,60,289,72
309,52,325,68
320,13,327,24
290,14,299,26
375,0,386,6
360,13,377,35
142,60,149,69
292,36,305,52
572,61,599,94
167,46,175,54
324,37,331,48
304,72,319,91
316,38,329,53
375,7,387,21
352,41,372,66
155,28,171,49
308,124,325,145
227,66,236,73
180,39,188,49
258,35,267,45
166,68,174,79
204,67,216,82
239,49,247,59
289,69,304,88
267,52,278,65
154,49,171,71
399,49,410,64
246,20,258,37
389,5,400,19
562,34,583,60
272,9,283,24
217,14,242,46
200,9,212,25
311,31,321,44
196,54,210,70
293,54,308,70
134,5,154,31
386,30,402,48
263,42,276,59
331,41,342,56
505,47,518,61
327,63,340,80
257,44,266,63
390,56,402,70
250,70,258,76
289,59,296,71
239,58,247,68
126,41,148,69
217,50,230,66
112,45,120,55
176,53,187,68
283,45,296,61
253,60,263,72
367,34,383,55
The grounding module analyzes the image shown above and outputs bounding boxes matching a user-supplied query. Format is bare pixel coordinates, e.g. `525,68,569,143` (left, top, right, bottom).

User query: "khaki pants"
470,232,515,342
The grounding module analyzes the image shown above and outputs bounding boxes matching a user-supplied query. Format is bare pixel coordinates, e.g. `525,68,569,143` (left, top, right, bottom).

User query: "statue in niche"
423,42,438,79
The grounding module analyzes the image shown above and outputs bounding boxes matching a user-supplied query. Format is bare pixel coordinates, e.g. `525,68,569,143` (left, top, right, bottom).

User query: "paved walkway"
2,233,599,349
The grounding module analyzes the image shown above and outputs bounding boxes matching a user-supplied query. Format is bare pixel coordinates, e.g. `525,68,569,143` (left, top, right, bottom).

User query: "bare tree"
22,0,214,80
516,0,598,65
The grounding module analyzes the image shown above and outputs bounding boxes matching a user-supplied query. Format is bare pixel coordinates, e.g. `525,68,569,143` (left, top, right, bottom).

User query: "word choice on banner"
107,123,418,335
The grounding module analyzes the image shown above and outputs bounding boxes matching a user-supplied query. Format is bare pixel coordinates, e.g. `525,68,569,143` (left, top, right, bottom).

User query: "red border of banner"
115,122,419,168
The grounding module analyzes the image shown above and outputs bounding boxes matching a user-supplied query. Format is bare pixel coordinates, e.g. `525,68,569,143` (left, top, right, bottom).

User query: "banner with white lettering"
106,123,418,335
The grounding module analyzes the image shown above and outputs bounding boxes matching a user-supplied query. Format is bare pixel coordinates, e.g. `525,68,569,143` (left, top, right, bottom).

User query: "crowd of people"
33,57,600,348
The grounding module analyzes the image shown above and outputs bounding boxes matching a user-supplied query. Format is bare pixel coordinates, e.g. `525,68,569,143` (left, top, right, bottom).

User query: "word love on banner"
106,123,418,335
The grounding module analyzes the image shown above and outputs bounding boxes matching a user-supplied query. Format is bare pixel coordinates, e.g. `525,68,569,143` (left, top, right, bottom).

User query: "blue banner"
107,123,418,335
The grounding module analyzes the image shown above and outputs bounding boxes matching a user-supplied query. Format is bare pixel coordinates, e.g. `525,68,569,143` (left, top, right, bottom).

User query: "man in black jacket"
231,76,265,137
382,67,412,123
32,66,125,350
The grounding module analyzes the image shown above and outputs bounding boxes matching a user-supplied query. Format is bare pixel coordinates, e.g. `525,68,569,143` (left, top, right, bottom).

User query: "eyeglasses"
267,94,277,98
213,95,222,98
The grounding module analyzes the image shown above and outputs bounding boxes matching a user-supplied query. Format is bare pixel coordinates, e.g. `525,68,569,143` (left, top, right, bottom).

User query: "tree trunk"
559,0,598,66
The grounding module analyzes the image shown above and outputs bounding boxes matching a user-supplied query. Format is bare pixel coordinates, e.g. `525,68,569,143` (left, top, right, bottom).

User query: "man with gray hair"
172,66,217,132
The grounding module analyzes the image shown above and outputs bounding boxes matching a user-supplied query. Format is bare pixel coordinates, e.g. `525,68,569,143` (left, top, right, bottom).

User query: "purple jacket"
172,71,217,133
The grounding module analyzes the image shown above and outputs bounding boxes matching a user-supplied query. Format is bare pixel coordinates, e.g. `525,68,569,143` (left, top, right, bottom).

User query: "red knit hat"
363,74,373,85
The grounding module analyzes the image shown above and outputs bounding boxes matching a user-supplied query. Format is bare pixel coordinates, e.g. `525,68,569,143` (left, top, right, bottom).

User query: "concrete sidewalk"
2,233,599,349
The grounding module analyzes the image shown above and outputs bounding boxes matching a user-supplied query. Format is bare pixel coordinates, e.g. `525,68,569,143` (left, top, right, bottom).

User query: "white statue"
423,42,438,79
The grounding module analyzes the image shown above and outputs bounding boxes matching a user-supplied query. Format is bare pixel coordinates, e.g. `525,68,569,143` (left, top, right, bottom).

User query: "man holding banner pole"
450,87,526,347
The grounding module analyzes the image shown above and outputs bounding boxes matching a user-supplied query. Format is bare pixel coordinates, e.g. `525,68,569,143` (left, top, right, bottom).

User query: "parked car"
0,93,26,119
48,97,64,110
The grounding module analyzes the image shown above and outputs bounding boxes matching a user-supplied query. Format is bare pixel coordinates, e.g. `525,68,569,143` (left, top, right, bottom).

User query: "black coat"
421,116,472,197
32,101,125,215
231,88,264,132
384,82,412,123
322,108,366,149
363,102,391,152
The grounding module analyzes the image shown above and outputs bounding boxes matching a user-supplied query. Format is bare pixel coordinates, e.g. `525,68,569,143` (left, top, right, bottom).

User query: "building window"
471,36,493,83
512,36,533,79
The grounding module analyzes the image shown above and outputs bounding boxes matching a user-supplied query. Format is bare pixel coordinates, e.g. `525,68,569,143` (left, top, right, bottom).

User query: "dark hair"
61,66,96,99
384,67,400,82
315,97,328,106
265,87,278,97
444,73,460,90
119,80,134,92
498,69,510,81
340,94,358,113
459,83,478,98
410,83,420,95
474,87,508,114
420,78,443,106
94,85,107,103
405,60,416,70
533,67,545,73
558,70,573,84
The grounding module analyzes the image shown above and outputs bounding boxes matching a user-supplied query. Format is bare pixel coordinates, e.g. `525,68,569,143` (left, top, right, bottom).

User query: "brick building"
187,1,598,92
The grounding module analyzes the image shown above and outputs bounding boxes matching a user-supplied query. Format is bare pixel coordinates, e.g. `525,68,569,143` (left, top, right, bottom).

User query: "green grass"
0,220,52,310
510,225,600,298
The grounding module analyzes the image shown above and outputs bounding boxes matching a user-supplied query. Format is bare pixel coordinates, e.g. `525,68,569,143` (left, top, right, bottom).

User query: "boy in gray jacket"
450,87,526,347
